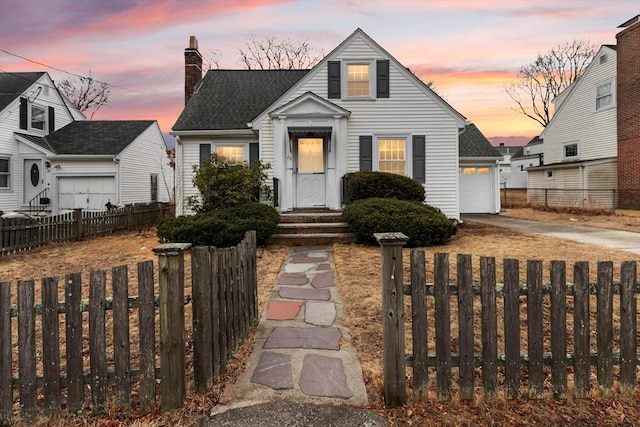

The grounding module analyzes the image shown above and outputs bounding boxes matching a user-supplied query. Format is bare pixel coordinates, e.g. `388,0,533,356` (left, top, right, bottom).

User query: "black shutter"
48,106,55,133
328,61,341,99
19,97,28,130
249,143,259,163
412,135,426,184
199,144,211,164
359,135,373,171
376,60,389,98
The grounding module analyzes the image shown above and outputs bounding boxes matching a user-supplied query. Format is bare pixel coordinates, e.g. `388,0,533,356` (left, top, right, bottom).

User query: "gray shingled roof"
172,69,309,131
459,123,501,157
14,132,55,153
45,120,155,155
0,72,45,112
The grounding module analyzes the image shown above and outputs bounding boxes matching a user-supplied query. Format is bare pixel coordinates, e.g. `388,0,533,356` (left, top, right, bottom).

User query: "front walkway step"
299,354,353,398
275,222,351,235
268,233,357,246
264,327,341,350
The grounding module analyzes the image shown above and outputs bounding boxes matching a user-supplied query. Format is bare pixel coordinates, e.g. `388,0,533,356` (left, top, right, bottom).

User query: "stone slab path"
215,245,368,412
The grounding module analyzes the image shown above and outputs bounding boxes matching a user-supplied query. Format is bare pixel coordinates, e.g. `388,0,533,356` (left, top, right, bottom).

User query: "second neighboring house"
0,71,172,216
172,29,501,219
527,44,618,209
507,136,543,189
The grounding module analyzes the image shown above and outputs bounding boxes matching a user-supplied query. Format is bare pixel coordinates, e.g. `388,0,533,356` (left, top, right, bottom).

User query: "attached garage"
58,176,116,211
458,124,502,214
459,166,495,213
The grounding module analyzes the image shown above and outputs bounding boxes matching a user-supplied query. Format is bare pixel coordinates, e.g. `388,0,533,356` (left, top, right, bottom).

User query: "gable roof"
0,71,45,112
172,69,309,131
459,124,501,158
44,120,155,155
253,28,467,128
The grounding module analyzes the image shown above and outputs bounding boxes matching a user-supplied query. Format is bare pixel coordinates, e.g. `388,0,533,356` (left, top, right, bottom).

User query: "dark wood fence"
0,231,257,424
0,203,174,257
375,233,639,407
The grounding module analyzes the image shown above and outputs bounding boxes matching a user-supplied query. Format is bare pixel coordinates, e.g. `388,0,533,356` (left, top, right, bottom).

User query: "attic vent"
600,55,607,64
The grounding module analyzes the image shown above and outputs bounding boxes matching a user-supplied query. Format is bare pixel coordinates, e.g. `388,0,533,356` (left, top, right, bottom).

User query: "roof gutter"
169,129,255,137
49,155,116,161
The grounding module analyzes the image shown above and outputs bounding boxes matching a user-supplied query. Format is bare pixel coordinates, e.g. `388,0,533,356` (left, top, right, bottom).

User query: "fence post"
153,242,191,411
73,208,83,240
375,232,408,408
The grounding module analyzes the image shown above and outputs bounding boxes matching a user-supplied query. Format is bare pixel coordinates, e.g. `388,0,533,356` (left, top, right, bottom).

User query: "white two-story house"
527,45,618,209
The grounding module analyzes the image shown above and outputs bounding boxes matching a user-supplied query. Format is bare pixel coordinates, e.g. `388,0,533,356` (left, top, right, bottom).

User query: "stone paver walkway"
214,245,368,412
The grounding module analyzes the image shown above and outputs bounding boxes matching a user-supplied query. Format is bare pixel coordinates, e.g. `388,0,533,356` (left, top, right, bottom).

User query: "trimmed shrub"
342,198,456,247
157,202,279,247
345,171,425,203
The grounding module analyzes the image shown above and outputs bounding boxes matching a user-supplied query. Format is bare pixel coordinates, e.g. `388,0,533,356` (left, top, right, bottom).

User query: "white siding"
542,47,617,165
118,123,172,204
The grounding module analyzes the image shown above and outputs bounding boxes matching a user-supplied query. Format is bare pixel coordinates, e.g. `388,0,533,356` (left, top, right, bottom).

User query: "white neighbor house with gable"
172,29,502,219
527,45,618,209
0,71,172,216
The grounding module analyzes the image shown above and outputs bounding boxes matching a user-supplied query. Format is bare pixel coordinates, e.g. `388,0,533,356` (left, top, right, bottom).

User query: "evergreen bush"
342,198,456,247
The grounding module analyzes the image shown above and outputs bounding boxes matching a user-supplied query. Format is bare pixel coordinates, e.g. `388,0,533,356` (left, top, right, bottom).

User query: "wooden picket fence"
0,203,174,257
0,231,257,424
375,233,639,407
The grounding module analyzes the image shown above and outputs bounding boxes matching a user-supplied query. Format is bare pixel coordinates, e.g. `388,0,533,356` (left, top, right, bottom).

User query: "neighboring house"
172,29,502,219
0,71,171,216
527,44,619,209
508,136,543,188
616,15,640,209
495,143,526,189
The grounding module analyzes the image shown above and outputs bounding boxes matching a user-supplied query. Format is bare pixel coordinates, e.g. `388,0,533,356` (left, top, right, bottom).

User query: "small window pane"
564,144,578,158
216,146,244,163
378,139,405,175
347,64,370,96
463,167,476,175
596,82,612,110
0,158,9,188
477,168,490,175
31,105,45,130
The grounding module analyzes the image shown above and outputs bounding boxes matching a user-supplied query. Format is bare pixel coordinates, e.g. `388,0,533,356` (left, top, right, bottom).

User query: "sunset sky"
0,0,636,146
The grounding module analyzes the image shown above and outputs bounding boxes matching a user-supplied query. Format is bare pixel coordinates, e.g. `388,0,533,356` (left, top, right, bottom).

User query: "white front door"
23,159,43,205
295,138,326,207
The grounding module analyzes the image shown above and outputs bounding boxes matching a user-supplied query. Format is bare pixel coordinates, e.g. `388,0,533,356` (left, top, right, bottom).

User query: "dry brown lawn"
1,208,638,426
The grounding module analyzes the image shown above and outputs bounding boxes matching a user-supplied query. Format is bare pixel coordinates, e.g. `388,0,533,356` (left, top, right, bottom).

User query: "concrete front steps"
269,209,357,245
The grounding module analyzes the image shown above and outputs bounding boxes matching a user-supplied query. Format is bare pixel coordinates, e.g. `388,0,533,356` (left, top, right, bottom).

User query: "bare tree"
203,49,222,72
57,70,111,119
238,35,323,70
505,40,598,128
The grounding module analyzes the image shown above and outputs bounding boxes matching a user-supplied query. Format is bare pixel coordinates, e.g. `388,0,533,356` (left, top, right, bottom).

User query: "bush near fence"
0,203,174,257
0,231,257,424
375,233,638,407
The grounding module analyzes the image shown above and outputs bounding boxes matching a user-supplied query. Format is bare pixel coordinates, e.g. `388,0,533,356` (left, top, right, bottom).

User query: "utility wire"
0,48,148,95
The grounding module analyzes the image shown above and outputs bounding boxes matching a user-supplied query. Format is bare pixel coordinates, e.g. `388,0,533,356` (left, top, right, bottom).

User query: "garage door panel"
459,167,493,214
58,177,116,211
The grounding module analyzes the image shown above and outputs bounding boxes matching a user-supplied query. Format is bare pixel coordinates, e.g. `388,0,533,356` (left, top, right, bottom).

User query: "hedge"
345,171,425,202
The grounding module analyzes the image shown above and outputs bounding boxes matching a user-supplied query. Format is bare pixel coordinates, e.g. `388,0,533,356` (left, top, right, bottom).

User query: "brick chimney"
184,35,202,105
616,16,640,208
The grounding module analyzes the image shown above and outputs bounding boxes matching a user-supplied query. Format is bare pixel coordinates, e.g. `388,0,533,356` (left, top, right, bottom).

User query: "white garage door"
58,176,116,211
459,167,493,213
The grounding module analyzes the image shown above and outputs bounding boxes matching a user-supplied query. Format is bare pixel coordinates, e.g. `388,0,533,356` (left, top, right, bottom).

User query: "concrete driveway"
462,214,640,256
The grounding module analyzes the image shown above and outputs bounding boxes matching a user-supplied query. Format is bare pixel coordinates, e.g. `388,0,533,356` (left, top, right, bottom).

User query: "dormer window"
327,59,389,99
31,104,46,131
